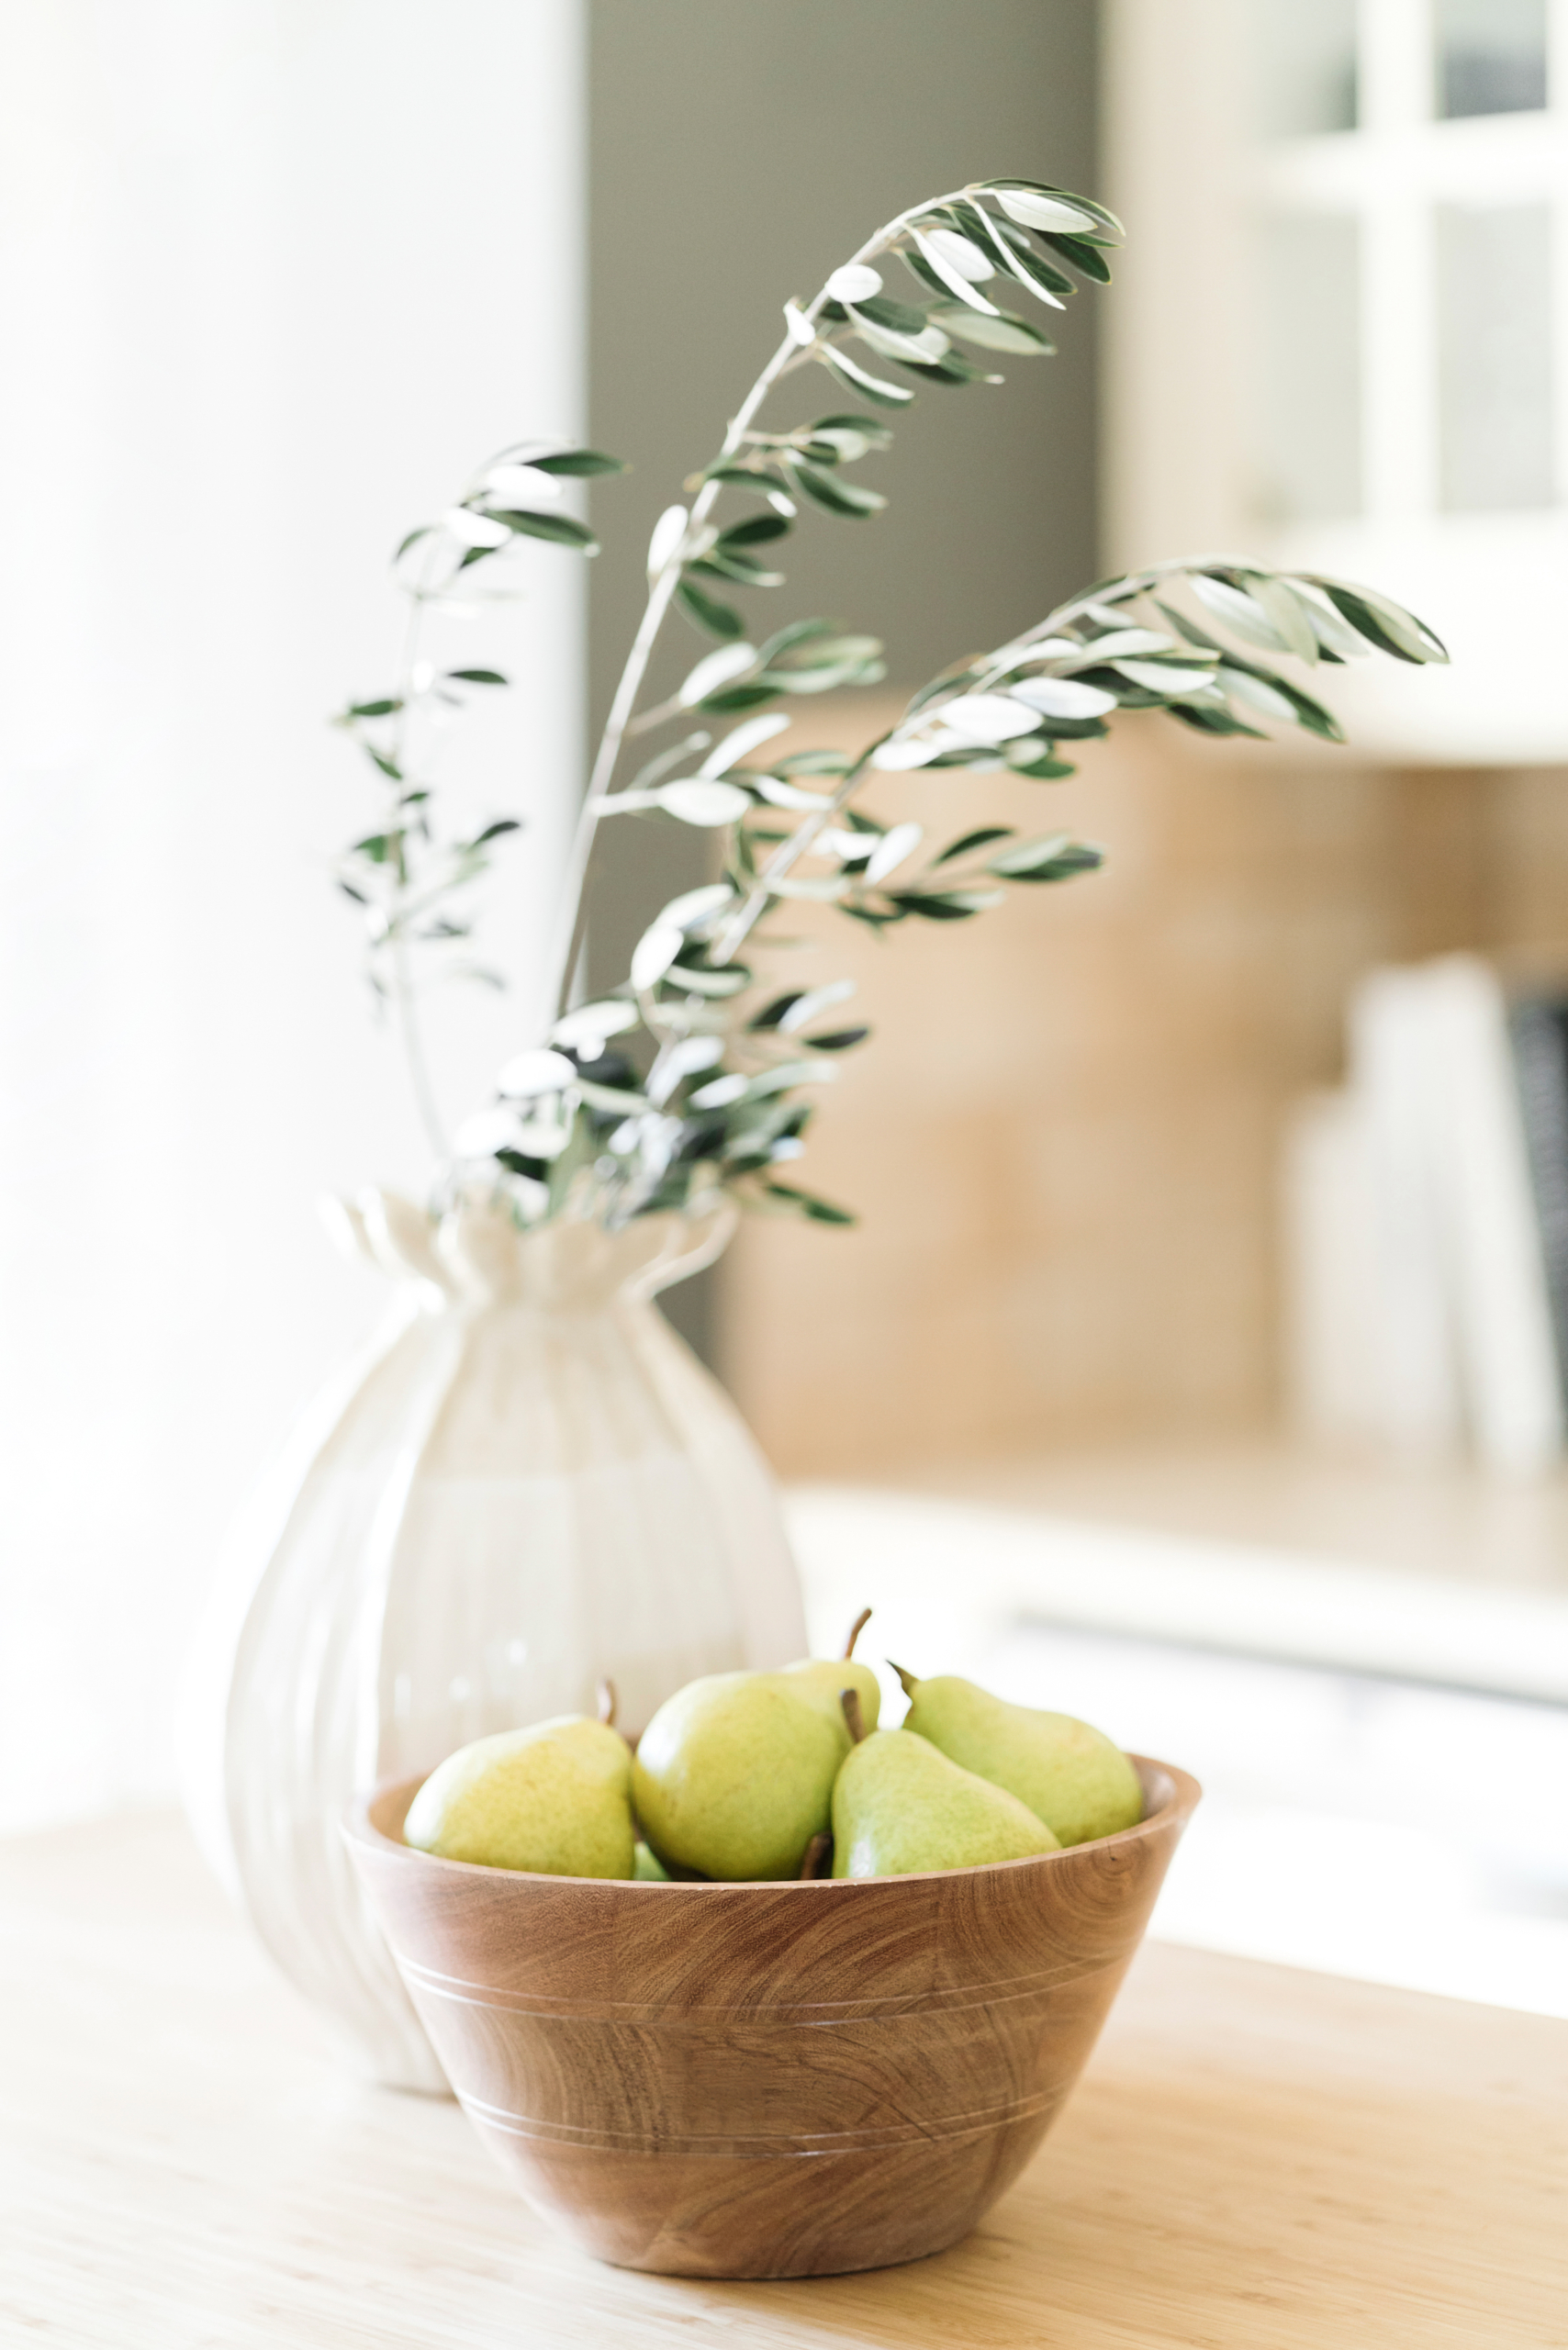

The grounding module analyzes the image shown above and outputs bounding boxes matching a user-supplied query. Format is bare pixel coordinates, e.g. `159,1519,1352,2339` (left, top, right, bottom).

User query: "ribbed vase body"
181,1196,807,2091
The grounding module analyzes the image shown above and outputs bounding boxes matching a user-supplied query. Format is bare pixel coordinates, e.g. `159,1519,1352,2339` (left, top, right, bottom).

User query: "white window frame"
1105,0,1568,762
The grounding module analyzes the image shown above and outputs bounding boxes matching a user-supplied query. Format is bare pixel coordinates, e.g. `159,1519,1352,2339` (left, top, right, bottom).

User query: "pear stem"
888,1661,919,1702
843,1606,872,1661
798,1832,832,1881
840,1687,867,1746
596,1677,617,1729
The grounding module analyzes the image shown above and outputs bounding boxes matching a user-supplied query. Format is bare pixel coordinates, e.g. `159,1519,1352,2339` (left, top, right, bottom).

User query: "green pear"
893,1668,1143,1848
831,1728,1060,1878
632,1670,846,1881
633,1840,671,1882
778,1605,882,1738
404,1715,634,1877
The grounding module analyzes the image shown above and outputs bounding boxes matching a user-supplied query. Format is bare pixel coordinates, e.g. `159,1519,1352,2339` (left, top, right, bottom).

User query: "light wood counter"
786,1443,1568,1704
4,1809,1564,2347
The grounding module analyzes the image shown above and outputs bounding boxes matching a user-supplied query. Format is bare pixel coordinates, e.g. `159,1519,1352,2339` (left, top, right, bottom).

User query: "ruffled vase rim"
323,1188,736,1308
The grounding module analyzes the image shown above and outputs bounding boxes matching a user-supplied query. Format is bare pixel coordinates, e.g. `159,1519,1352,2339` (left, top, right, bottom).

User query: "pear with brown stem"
632,1611,881,1882
831,1688,1059,1880
405,1696,636,1877
779,1606,882,1737
891,1664,1143,1848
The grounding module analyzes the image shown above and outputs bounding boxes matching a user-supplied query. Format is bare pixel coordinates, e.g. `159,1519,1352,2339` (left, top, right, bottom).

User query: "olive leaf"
336,180,1445,1232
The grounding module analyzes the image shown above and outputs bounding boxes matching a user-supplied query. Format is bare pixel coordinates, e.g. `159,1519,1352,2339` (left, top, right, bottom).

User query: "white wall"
0,0,586,1835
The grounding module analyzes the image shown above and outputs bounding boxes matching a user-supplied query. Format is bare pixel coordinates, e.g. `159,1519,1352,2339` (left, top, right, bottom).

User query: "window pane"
1437,0,1547,119
1255,0,1359,140
1255,215,1362,524
1439,206,1553,511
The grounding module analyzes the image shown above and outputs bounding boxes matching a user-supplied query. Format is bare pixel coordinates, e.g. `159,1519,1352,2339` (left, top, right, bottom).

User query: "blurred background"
5,0,1567,2015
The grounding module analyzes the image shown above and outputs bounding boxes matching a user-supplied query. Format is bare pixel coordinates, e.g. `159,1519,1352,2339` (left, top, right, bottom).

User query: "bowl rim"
342,1751,1202,1893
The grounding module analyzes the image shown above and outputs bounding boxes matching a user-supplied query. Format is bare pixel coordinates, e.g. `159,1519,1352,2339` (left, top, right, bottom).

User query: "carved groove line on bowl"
457,2084,1070,2158
392,1943,1138,2023
396,1968,1118,2157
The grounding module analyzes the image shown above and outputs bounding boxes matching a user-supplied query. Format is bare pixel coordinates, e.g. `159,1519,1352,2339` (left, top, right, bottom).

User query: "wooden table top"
4,1810,1564,2348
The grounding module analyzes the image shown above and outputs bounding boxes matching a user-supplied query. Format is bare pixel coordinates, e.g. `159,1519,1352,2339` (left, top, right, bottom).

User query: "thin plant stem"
541,184,985,1026
708,742,886,967
708,565,1200,967
542,562,689,1023
391,936,449,1159
385,545,452,1159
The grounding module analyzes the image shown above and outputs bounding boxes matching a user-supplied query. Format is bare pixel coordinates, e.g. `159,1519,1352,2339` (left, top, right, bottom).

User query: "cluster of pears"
403,1611,1145,1884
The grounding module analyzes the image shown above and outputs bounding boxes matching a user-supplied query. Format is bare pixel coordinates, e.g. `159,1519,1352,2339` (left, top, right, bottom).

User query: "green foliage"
675,578,745,638
333,182,1446,1231
330,445,617,1149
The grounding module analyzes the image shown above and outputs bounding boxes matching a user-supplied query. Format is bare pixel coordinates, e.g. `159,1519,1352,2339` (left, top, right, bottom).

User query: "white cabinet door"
1105,0,1568,761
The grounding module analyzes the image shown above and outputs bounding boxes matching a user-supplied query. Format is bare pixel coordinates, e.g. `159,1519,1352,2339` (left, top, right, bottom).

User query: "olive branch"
334,177,1446,1228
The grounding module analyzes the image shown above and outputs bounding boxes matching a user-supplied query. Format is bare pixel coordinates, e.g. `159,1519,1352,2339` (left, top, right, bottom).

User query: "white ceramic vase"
181,1191,807,2092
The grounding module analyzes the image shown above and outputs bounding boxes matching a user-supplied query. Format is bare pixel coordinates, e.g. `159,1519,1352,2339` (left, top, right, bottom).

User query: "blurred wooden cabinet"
1105,0,1568,761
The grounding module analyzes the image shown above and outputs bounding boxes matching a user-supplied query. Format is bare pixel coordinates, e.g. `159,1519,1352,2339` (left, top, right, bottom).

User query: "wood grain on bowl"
343,1756,1199,2279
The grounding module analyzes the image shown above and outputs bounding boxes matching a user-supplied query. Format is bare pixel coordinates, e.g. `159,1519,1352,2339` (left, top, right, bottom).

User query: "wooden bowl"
343,1756,1200,2279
